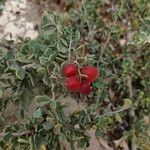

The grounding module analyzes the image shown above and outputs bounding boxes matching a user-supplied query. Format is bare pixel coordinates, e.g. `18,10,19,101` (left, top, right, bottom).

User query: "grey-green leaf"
57,41,68,53
16,68,25,80
123,99,132,108
18,138,29,144
34,95,50,106
33,108,43,118
43,121,54,130
39,56,49,65
34,95,56,109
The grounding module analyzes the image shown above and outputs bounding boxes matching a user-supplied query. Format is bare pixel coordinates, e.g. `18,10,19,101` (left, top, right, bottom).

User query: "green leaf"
60,38,68,47
34,95,50,106
53,124,62,135
87,105,97,115
29,137,36,150
5,51,15,61
27,72,34,86
15,67,25,80
3,133,12,142
18,138,29,144
57,40,68,54
0,49,4,59
0,140,5,148
49,53,57,61
39,56,49,65
95,129,104,138
123,99,132,108
43,74,51,86
44,48,53,57
20,43,29,53
28,40,42,58
75,30,80,42
33,108,43,118
79,110,90,128
16,52,31,63
115,113,122,122
57,53,68,59
39,144,47,150
34,95,56,109
37,67,46,74
78,138,89,148
43,119,55,130
49,99,57,109
95,117,111,129
10,62,19,70
59,132,66,141
43,121,52,130
111,25,121,34
41,14,57,32
39,53,56,65
34,134,43,149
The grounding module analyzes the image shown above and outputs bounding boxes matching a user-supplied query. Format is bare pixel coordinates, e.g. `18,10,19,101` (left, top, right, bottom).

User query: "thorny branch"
0,129,35,138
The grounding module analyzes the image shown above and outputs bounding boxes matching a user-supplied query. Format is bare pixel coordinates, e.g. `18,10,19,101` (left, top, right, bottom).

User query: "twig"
96,88,101,106
22,63,35,70
0,129,35,138
68,35,72,62
51,81,56,100
127,75,137,150
100,107,128,118
127,76,133,99
11,130,33,137
75,45,85,52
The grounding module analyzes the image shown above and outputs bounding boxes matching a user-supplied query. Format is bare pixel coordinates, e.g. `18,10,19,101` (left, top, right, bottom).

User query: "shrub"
0,0,149,149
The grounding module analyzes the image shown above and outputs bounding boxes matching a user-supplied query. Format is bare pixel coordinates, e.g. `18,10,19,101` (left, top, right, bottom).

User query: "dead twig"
0,129,35,138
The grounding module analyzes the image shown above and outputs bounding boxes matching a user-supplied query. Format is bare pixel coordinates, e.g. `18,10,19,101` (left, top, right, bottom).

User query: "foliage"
0,0,150,149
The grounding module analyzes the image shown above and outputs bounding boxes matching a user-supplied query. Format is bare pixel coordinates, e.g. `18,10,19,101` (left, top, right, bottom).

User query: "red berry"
80,66,99,82
62,63,78,77
79,81,92,95
65,77,81,92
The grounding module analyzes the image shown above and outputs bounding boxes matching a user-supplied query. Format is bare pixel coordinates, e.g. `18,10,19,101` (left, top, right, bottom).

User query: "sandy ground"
0,0,42,40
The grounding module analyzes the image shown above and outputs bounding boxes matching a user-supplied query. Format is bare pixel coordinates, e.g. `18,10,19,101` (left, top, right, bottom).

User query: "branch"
100,107,128,118
12,129,34,137
0,129,35,138
127,76,133,99
22,63,35,70
68,35,72,62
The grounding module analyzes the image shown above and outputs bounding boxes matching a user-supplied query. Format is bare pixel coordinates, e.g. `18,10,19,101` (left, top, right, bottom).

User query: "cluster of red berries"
62,63,99,95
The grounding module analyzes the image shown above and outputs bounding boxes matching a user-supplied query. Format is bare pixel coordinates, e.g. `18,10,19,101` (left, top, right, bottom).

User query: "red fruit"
79,81,92,95
65,77,81,92
80,66,99,82
62,63,78,77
